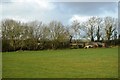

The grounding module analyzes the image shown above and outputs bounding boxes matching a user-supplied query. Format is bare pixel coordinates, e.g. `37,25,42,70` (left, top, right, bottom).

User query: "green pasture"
2,48,118,78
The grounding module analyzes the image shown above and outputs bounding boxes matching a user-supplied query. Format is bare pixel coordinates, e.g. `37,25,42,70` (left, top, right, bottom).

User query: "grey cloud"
53,2,117,16
1,0,12,4
1,2,118,25
46,2,118,24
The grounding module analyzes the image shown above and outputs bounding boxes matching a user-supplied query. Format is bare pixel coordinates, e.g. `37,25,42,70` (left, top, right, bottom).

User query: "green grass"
2,48,118,78
0,52,2,79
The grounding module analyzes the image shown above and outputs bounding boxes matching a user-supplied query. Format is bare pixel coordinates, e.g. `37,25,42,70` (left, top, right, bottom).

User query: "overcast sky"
1,0,118,25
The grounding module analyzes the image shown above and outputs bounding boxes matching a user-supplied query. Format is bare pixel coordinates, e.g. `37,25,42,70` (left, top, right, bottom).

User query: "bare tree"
49,21,70,49
2,19,23,50
104,17,117,41
86,17,97,41
95,17,103,41
71,20,81,40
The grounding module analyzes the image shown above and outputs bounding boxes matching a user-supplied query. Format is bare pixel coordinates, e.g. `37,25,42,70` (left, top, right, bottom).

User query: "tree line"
1,16,120,52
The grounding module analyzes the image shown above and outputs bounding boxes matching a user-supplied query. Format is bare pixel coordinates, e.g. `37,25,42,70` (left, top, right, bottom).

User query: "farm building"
70,40,106,49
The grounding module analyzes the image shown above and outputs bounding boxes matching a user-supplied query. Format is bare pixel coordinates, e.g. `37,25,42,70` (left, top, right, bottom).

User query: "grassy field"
2,47,118,78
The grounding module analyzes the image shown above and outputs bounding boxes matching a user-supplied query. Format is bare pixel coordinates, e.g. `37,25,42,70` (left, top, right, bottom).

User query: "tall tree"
104,17,117,41
2,19,23,51
71,20,81,41
95,17,103,41
49,21,70,49
86,17,97,41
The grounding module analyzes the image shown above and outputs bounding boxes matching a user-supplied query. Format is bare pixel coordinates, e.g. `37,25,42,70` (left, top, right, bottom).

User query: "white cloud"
1,0,56,23
9,0,55,10
69,15,91,23
100,10,118,18
1,1,118,25
2,16,34,23
69,10,118,24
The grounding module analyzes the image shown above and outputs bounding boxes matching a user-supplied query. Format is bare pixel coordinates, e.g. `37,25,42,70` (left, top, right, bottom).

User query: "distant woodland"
1,16,120,52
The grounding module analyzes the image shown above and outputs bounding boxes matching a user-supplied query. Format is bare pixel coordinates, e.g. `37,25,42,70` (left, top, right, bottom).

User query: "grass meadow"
2,47,118,78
